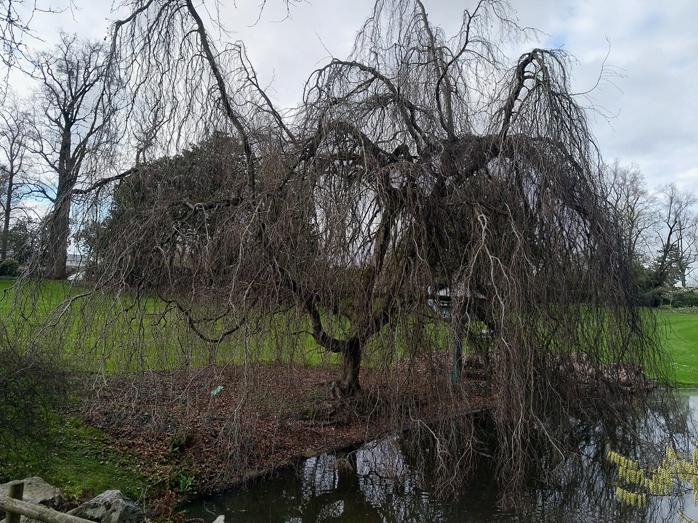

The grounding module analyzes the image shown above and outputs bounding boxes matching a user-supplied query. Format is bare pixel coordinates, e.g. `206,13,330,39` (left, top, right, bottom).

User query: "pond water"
185,391,698,522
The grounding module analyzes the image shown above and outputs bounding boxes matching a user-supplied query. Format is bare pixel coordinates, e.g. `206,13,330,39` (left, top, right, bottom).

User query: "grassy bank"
0,415,150,502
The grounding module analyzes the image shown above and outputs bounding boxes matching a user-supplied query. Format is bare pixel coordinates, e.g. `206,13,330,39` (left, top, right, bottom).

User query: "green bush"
670,290,698,308
640,286,698,308
638,287,668,307
0,258,20,277
0,337,69,464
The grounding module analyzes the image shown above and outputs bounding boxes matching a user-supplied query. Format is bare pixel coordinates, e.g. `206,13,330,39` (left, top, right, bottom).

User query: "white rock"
67,490,143,523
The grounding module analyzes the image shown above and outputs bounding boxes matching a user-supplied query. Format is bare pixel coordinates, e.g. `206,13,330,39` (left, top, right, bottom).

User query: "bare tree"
29,32,115,279
0,95,31,261
602,161,654,263
12,0,664,501
652,184,698,288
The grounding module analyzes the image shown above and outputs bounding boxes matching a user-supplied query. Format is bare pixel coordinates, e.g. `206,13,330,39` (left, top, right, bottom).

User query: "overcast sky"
14,0,698,193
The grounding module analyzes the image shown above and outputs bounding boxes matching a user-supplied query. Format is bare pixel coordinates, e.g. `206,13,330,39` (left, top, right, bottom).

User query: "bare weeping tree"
39,0,663,498
29,32,116,279
281,2,660,493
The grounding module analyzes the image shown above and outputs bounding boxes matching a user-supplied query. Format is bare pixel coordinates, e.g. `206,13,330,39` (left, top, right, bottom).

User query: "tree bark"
45,194,71,279
1,167,13,261
338,341,362,396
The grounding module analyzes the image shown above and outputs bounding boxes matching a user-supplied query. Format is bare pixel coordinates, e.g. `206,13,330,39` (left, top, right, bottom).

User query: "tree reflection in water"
186,392,698,522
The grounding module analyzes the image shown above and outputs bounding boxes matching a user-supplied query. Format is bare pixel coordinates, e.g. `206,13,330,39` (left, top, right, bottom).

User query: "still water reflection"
186,391,698,522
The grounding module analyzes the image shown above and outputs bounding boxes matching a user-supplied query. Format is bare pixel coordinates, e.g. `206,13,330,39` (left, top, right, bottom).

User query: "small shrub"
170,470,196,493
0,335,69,468
607,447,698,509
0,258,19,277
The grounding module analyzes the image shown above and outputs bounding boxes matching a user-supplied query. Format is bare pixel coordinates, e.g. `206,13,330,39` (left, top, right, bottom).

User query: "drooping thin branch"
185,0,256,193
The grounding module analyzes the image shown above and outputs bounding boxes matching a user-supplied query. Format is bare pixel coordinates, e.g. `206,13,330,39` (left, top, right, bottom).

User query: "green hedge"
0,258,19,277
640,287,698,308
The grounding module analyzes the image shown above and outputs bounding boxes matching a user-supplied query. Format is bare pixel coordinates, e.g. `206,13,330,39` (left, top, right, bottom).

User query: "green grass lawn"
0,277,337,371
2,277,698,504
2,278,698,384
657,308,698,386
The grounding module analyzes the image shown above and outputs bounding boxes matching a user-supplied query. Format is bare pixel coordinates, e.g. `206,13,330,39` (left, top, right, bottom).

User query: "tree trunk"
1,168,14,261
45,196,71,279
338,342,362,396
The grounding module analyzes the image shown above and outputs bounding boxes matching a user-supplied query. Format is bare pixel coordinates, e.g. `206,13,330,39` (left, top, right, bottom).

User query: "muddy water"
185,391,698,522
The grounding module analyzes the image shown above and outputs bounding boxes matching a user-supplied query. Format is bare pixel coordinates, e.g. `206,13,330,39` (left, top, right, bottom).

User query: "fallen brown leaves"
78,357,492,514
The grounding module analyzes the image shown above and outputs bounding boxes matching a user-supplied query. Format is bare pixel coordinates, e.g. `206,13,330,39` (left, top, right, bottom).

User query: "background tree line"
603,161,698,305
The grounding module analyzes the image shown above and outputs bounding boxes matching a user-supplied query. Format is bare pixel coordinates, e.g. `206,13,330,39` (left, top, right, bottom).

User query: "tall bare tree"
29,32,115,279
0,96,31,261
0,0,32,70
602,161,654,263
652,184,697,288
